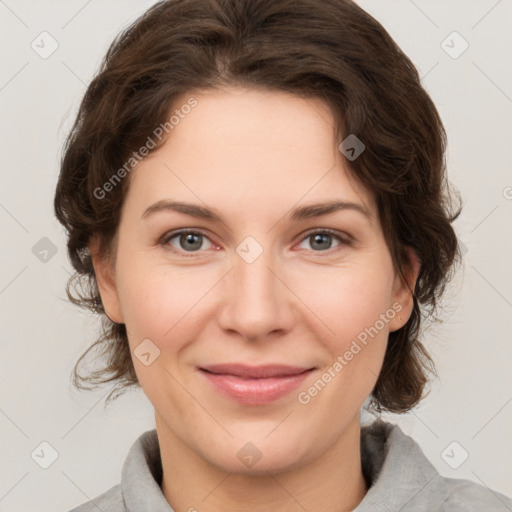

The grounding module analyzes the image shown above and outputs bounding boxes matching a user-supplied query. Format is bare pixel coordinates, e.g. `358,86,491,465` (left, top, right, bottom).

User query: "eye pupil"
180,233,203,251
311,233,332,250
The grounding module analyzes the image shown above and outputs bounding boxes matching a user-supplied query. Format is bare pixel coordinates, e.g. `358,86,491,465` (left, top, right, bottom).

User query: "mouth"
198,364,315,405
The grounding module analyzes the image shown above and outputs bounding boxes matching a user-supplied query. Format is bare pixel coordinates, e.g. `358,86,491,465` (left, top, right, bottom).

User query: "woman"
54,0,512,510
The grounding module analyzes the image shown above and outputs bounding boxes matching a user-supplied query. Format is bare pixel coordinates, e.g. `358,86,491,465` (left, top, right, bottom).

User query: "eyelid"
298,227,354,245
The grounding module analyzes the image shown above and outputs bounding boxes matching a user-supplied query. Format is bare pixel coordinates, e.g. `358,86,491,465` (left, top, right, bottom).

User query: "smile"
198,364,315,405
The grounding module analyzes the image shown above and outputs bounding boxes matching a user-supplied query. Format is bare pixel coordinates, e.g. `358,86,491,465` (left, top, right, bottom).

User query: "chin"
215,450,305,476
198,434,312,476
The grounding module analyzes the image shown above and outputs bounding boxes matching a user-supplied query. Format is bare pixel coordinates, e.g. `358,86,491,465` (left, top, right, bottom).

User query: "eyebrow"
141,199,372,223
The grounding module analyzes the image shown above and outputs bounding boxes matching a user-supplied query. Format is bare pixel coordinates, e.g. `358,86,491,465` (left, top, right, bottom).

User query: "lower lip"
200,369,314,405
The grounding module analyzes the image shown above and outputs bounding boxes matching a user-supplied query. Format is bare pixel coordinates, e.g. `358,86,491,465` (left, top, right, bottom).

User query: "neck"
156,414,368,512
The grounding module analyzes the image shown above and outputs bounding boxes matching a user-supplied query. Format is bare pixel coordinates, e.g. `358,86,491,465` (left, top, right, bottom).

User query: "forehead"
125,86,375,223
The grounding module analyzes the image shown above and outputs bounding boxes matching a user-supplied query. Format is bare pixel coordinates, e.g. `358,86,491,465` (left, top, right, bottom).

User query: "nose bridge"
235,248,276,301
217,237,294,339
234,240,280,309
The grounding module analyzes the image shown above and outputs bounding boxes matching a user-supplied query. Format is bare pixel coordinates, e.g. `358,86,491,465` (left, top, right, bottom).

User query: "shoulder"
437,476,512,511
66,429,164,512
66,484,124,512
358,420,512,511
384,423,512,511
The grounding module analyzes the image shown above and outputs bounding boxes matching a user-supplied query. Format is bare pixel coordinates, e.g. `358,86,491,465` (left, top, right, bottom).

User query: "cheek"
291,260,395,346
116,263,209,402
117,257,217,346
296,269,392,413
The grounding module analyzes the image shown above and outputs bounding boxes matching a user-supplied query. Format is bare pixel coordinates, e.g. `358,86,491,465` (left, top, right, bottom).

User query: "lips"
198,364,315,405
200,363,313,379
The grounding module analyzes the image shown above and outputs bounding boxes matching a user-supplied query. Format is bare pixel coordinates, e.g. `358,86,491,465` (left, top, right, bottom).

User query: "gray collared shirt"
68,420,512,511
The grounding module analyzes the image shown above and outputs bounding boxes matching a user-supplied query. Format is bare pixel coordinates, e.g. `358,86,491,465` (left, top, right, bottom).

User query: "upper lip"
199,364,314,379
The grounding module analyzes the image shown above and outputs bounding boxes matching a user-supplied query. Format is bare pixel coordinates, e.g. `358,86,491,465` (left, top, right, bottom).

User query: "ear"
390,246,421,332
89,236,124,324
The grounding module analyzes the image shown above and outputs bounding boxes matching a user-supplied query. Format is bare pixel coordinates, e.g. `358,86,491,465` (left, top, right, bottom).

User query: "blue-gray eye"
297,230,347,251
165,231,213,252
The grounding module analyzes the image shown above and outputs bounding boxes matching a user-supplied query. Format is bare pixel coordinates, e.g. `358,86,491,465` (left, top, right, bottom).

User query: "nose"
216,244,297,342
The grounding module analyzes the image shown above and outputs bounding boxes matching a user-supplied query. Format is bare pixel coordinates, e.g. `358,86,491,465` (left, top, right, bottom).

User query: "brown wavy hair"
54,0,462,413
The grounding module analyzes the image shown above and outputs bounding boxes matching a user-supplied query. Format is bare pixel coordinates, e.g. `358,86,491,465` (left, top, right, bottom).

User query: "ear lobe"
89,236,124,324
391,246,421,330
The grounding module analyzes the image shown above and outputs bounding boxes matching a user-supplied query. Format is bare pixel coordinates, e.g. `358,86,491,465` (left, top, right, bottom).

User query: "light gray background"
1,1,511,511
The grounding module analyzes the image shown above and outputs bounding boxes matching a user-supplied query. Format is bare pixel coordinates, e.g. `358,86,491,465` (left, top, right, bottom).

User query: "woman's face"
93,86,419,474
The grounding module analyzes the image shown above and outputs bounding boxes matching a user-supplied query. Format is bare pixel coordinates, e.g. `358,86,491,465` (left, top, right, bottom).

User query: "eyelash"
160,228,353,257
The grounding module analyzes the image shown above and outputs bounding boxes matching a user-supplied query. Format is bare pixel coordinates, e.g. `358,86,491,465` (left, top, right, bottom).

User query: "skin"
91,86,420,512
